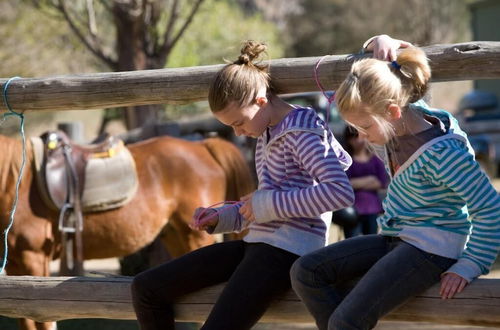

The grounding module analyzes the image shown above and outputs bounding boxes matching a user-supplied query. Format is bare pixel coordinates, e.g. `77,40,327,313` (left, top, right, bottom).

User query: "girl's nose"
233,127,243,136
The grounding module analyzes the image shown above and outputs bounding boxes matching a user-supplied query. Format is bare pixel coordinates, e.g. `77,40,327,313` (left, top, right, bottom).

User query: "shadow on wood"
0,276,499,327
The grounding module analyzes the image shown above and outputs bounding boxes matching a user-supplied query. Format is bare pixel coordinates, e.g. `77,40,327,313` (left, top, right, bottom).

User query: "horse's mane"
0,134,30,192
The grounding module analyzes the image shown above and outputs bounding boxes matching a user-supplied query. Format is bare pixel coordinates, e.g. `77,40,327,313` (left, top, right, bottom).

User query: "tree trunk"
113,2,163,130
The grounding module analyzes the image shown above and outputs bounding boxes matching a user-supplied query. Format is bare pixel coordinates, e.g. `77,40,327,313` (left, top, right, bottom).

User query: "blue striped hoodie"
212,107,354,256
375,101,500,282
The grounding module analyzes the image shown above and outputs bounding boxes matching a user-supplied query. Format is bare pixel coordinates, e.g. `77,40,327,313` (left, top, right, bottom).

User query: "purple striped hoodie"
212,107,354,256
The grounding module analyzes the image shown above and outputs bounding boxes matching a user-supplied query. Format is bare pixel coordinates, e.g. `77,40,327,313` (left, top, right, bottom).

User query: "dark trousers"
131,240,298,330
344,214,379,238
290,235,456,330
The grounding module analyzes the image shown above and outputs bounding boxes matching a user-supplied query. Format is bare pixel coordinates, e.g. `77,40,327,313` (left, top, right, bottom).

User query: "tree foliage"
3,0,471,131
167,0,285,68
23,0,207,128
284,0,470,56
0,0,99,78
163,0,286,120
0,0,100,136
27,0,205,71
13,0,284,129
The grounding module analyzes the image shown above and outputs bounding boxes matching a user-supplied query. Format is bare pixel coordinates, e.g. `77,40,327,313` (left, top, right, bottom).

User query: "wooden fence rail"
0,276,499,327
1,42,500,112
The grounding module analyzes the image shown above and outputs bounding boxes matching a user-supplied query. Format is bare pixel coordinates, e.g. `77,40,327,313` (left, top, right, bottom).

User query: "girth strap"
58,143,84,276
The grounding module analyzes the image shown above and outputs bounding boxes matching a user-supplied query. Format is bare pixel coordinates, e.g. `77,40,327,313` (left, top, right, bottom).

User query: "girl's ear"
387,104,402,120
255,96,268,107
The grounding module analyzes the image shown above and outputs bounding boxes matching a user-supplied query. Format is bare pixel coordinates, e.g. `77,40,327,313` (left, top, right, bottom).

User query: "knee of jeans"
329,307,360,330
131,272,155,304
329,304,377,330
290,255,323,290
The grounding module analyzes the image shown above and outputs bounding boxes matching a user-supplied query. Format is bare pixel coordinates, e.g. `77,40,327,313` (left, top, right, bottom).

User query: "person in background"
342,125,388,238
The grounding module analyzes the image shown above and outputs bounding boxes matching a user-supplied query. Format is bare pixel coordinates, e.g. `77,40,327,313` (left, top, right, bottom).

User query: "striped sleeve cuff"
208,205,241,234
252,190,279,223
444,258,484,283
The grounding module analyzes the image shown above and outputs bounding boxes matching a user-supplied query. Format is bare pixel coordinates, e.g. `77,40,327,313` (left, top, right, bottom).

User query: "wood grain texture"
0,276,499,326
1,42,499,112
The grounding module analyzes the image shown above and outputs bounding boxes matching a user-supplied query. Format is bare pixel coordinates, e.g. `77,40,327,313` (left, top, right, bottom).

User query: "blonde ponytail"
393,47,431,103
336,46,431,138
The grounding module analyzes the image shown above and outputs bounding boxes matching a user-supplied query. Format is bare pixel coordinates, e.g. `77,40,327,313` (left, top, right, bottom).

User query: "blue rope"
0,77,26,275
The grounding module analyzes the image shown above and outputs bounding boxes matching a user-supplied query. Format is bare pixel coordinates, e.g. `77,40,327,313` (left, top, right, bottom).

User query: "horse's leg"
7,216,56,330
18,319,56,330
160,187,219,257
162,214,215,258
161,182,223,257
10,250,56,330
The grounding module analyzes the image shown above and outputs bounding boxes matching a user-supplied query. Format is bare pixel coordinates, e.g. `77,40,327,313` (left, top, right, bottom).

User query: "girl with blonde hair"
290,46,500,330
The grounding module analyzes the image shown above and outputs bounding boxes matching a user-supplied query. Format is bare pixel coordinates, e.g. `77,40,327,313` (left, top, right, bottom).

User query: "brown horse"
0,133,254,330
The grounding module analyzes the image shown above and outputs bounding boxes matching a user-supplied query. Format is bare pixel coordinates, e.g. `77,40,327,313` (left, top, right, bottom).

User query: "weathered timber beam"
0,42,499,112
0,276,499,326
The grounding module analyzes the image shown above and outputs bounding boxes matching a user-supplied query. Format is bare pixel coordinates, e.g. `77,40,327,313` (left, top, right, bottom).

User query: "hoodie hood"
264,107,352,170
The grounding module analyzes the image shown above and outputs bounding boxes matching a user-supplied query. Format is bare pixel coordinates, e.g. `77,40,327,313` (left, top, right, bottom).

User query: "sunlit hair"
208,40,270,113
336,47,431,140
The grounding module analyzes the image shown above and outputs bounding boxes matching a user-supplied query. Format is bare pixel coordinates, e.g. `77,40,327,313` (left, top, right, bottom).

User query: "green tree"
285,0,470,56
19,0,285,130
0,0,100,136
26,0,205,129
163,0,285,120
0,1,100,78
168,0,285,68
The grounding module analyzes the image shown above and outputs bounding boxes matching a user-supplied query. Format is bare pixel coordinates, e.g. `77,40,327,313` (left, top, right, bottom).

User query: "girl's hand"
239,192,256,222
350,175,382,190
440,272,468,299
190,207,219,231
366,34,412,61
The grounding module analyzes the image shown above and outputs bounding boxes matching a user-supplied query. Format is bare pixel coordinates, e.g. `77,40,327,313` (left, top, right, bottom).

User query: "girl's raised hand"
190,207,219,231
440,272,468,299
366,34,412,61
239,192,256,222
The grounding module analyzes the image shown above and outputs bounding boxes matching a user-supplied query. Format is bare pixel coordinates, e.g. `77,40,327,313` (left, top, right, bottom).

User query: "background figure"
342,125,388,238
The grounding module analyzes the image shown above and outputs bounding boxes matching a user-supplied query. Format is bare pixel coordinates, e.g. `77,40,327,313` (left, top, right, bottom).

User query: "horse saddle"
31,130,138,225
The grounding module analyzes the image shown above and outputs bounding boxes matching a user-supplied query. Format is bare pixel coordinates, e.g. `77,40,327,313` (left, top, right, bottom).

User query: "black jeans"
290,235,457,330
131,240,298,330
344,214,379,238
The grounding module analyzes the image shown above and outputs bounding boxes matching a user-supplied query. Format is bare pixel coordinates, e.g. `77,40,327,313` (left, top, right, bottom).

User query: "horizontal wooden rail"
0,276,499,326
1,42,500,112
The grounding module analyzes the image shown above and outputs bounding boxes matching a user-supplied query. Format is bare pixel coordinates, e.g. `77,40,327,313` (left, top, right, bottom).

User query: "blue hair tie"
391,61,401,70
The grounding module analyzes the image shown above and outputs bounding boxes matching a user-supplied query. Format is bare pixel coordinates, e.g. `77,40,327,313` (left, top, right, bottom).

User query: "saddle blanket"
31,136,138,213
